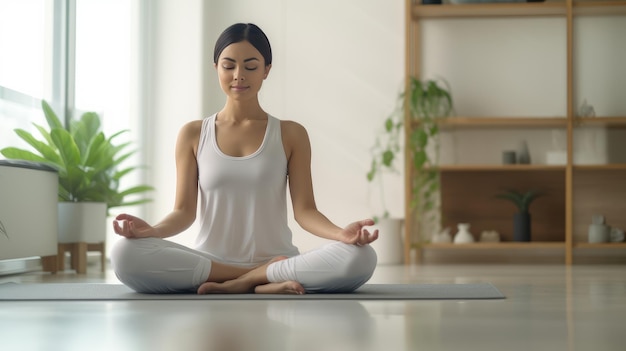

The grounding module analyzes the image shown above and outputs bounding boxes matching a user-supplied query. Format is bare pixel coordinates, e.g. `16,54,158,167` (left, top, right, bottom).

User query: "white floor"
1,263,625,351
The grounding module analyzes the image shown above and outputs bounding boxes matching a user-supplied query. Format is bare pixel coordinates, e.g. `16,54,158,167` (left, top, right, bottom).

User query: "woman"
111,23,378,295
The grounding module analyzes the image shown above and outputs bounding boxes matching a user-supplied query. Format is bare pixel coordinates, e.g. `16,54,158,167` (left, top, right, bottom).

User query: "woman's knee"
312,242,377,293
345,244,377,280
110,238,163,290
111,237,158,269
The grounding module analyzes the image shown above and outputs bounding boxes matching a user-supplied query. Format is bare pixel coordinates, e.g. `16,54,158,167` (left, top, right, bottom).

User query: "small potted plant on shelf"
367,76,453,260
496,189,542,242
1,100,153,244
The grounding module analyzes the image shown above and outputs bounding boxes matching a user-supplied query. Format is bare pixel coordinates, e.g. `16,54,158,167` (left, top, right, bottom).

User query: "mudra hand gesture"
339,219,379,246
113,214,158,239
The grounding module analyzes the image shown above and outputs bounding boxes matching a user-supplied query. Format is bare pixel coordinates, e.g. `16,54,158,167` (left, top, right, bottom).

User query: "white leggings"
111,238,377,294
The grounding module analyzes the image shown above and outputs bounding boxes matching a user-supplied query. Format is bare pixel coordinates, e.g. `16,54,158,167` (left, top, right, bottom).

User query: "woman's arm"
282,121,378,245
112,121,201,239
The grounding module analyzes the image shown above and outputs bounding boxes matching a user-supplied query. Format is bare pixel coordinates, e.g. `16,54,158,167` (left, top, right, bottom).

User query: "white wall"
141,0,405,252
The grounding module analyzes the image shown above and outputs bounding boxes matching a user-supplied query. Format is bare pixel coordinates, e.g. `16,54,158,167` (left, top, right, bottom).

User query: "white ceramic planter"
370,218,404,265
57,202,107,243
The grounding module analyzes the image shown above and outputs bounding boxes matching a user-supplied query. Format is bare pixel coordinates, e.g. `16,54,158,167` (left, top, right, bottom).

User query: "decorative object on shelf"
502,150,517,165
588,215,610,243
496,190,542,242
431,227,452,243
610,227,625,243
453,223,475,244
480,230,501,243
546,129,567,165
450,0,528,3
546,151,566,165
517,140,531,164
578,99,596,118
1,100,153,245
367,77,453,225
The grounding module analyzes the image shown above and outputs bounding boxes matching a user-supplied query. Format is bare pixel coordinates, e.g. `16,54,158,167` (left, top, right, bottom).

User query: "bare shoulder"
280,119,309,140
179,120,203,137
178,120,203,141
177,120,204,153
280,119,311,161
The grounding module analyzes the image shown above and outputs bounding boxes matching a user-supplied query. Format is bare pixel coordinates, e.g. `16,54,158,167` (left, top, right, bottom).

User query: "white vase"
370,218,404,265
453,223,475,244
57,202,107,243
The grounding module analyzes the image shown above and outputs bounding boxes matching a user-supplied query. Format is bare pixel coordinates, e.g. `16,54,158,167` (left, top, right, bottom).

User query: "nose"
233,67,245,81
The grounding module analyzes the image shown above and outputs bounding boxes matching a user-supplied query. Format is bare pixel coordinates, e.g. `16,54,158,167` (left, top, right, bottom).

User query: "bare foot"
255,281,305,295
197,256,288,294
197,279,253,294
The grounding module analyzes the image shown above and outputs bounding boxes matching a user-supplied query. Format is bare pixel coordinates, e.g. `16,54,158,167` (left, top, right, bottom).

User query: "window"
1,0,140,153
0,0,65,150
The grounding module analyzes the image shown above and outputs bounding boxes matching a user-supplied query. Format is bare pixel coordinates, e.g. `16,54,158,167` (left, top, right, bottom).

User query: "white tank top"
194,114,299,267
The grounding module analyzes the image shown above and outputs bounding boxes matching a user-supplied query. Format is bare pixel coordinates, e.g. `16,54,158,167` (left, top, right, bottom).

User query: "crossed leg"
198,242,377,295
198,256,305,295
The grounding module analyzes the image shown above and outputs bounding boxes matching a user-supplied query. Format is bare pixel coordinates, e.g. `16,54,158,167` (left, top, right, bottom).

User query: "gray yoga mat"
0,282,504,301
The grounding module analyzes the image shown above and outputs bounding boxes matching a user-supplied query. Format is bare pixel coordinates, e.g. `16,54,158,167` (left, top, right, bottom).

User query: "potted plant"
367,77,453,262
496,189,542,242
1,100,153,243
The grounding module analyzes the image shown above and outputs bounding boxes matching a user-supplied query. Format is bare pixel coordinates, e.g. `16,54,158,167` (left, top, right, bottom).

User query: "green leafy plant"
496,190,542,213
1,100,152,211
367,77,453,221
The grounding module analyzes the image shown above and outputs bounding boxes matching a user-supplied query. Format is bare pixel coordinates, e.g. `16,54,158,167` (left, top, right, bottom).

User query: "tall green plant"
1,100,152,210
367,77,453,221
407,78,453,215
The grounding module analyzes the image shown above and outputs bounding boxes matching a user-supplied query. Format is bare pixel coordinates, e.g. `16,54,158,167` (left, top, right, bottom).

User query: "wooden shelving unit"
420,242,566,249
404,0,626,265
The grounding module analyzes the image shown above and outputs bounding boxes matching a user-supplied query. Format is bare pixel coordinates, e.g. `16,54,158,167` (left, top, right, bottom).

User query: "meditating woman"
111,23,378,294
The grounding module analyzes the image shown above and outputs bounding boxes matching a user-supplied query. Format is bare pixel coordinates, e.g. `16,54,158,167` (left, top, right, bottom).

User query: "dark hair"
213,23,272,66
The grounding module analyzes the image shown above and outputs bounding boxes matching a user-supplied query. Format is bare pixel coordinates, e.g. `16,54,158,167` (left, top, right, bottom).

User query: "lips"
231,85,249,92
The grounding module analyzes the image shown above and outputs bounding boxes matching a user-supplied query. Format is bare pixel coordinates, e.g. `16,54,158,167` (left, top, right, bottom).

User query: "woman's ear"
264,64,272,79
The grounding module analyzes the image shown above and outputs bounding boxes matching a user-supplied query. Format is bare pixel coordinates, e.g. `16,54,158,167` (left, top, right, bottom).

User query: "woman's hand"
338,219,379,246
112,214,158,239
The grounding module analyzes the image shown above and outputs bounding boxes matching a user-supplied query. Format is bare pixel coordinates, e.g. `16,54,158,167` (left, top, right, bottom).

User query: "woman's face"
215,41,271,101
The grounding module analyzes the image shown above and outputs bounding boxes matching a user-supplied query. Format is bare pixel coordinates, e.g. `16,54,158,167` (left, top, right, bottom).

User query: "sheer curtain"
74,0,148,253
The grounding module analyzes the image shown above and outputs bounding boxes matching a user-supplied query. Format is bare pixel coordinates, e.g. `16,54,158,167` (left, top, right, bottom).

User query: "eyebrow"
222,57,260,63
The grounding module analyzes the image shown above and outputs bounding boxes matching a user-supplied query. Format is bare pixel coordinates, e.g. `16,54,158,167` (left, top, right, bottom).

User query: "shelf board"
574,243,626,249
412,3,567,18
419,242,566,249
412,2,626,18
410,117,626,128
436,116,568,128
574,117,626,126
439,164,566,172
573,164,626,170
574,1,626,15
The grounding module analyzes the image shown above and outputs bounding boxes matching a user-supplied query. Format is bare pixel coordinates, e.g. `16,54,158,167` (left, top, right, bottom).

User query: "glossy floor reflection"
1,264,625,351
